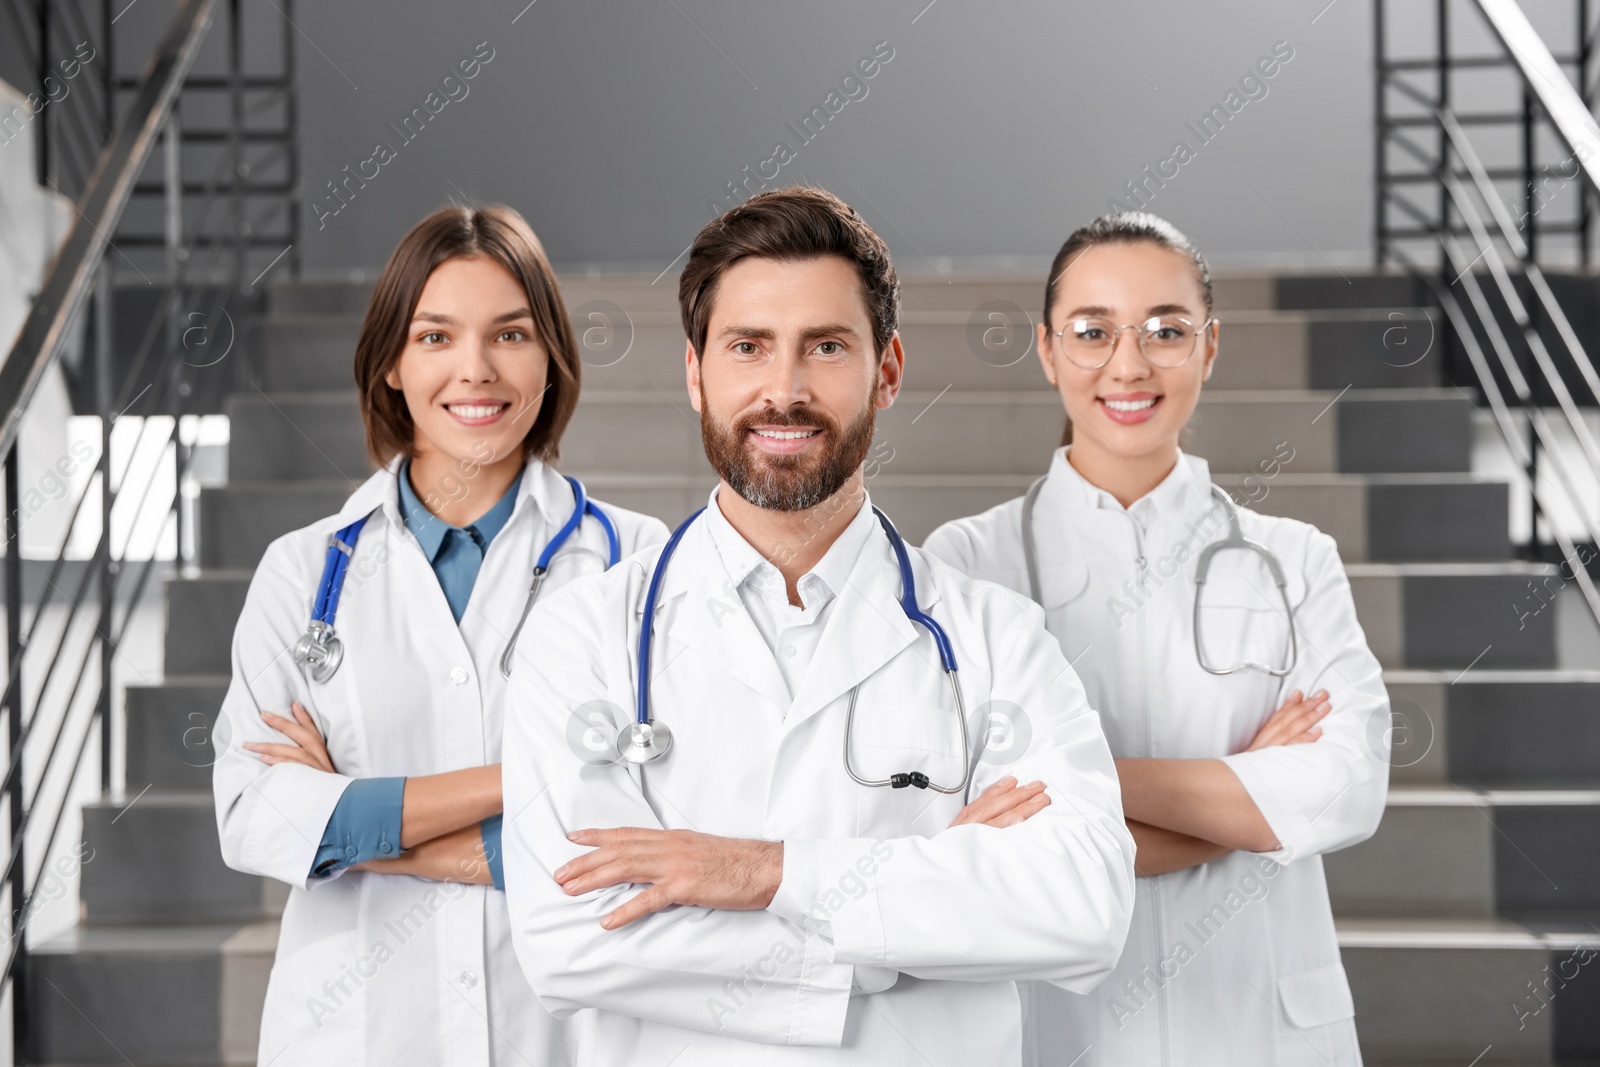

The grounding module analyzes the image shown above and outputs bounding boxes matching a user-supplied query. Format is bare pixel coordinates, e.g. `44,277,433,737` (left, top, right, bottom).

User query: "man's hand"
946,776,1050,829
243,701,337,772
554,829,783,930
1243,689,1330,753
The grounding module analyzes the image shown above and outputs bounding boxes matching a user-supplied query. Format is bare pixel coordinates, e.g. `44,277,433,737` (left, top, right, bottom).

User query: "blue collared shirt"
396,458,524,623
309,460,522,888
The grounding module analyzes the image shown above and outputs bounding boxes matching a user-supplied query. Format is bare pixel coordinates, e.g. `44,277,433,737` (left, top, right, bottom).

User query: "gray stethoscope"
615,504,975,794
1020,476,1298,676
292,475,620,683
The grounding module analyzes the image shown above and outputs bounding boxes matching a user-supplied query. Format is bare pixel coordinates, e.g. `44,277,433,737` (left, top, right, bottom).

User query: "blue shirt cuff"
311,776,406,878
481,814,505,890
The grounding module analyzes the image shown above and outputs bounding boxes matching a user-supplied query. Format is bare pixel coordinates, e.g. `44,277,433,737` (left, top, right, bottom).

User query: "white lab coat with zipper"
212,454,668,1067
499,489,1138,1066
923,447,1389,1067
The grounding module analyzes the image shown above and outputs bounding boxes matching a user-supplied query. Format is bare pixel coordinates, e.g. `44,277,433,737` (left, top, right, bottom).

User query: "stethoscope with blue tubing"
292,474,621,683
615,503,975,794
1020,475,1298,676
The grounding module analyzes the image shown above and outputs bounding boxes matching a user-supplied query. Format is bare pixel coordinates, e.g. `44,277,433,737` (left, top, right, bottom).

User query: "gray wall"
285,1,1380,275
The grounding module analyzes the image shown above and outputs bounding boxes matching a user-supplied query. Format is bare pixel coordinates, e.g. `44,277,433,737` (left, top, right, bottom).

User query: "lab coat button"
782,644,797,658
459,970,477,987
449,667,469,685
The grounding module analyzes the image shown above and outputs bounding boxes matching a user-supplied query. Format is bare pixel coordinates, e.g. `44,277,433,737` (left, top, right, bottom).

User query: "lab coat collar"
653,485,936,726
333,452,558,536
701,483,877,606
1049,446,1215,522
395,457,523,563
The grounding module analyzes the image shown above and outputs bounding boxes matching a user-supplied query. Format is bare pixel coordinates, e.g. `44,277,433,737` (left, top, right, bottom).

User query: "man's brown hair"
354,203,580,469
677,187,900,359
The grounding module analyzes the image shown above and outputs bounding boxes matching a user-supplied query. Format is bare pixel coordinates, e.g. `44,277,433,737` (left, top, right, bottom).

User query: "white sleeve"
501,577,856,1047
212,537,356,890
920,520,979,575
770,603,1136,993
1218,529,1391,864
613,508,670,558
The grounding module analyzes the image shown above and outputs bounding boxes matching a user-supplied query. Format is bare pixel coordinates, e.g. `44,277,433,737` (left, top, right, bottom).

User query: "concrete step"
1385,670,1600,789
196,467,1508,574
197,479,355,570
1348,562,1585,671
164,572,251,678
245,303,1448,396
28,920,273,1066
266,272,1284,318
1274,273,1433,311
223,387,1475,488
1327,787,1600,921
1340,918,1599,1064
125,677,230,792
1212,473,1509,563
80,791,272,925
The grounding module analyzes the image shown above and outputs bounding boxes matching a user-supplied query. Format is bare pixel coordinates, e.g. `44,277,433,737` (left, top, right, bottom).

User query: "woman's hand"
947,776,1051,829
243,701,338,773
352,823,493,884
1243,689,1330,753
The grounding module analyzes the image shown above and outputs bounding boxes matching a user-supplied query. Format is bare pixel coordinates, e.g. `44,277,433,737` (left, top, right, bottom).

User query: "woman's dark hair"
1043,211,1213,446
678,186,900,358
354,203,580,470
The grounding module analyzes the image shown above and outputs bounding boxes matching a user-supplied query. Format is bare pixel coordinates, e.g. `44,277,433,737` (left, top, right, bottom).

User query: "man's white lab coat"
501,489,1137,1066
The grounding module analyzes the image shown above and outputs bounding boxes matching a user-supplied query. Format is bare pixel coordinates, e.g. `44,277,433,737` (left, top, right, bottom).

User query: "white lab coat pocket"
1035,559,1092,611
850,700,966,758
1193,600,1295,679
1279,960,1356,1026
849,700,969,834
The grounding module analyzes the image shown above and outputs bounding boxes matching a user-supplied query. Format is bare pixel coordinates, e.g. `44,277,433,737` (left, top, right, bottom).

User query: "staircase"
22,269,1600,1065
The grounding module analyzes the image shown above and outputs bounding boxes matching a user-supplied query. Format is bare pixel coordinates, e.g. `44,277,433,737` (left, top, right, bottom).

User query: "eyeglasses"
1047,315,1216,371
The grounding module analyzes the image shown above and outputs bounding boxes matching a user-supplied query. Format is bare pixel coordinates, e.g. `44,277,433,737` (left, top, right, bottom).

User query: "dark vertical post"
100,0,113,141
4,444,26,1062
1437,0,1450,255
1522,87,1536,263
1580,0,1593,266
284,0,300,281
1374,0,1388,266
230,0,244,298
34,0,48,185
96,265,114,795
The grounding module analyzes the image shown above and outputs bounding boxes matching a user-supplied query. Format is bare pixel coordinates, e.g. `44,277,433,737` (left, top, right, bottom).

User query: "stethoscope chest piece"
293,619,344,683
617,719,673,764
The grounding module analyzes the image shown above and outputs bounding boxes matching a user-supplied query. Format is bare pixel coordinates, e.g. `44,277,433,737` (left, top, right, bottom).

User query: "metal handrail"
1376,0,1600,627
1474,0,1600,190
0,1,252,1057
0,0,216,460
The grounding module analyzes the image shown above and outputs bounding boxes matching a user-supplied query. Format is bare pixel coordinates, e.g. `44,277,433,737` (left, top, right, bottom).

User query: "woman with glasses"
923,212,1388,1065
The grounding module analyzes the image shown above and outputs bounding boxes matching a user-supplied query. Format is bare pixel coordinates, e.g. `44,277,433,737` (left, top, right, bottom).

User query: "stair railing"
1376,0,1600,627
0,0,292,1059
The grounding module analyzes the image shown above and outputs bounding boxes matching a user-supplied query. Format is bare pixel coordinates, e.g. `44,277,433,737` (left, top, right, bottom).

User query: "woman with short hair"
213,203,668,1066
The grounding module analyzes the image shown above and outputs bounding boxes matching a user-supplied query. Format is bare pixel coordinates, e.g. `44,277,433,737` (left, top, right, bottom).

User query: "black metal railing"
0,0,297,1058
1376,0,1600,606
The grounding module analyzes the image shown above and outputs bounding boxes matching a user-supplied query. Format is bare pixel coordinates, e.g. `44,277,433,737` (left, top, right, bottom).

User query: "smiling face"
1036,240,1218,468
687,255,903,512
383,254,548,473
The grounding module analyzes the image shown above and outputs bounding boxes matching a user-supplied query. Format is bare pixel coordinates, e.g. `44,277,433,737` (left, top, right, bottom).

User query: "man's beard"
699,387,877,512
